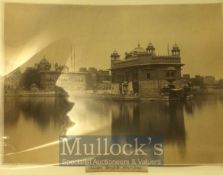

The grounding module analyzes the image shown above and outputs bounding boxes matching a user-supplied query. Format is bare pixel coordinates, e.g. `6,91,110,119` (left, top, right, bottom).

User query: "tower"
110,50,120,61
171,43,180,56
146,42,155,55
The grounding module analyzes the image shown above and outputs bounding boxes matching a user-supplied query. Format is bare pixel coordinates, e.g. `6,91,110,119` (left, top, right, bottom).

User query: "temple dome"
111,50,120,56
131,44,147,54
40,57,50,65
172,43,180,50
146,42,155,50
111,50,120,60
37,57,51,71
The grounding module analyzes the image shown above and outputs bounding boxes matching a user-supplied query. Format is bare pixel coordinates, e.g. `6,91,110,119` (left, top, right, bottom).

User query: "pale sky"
4,3,223,79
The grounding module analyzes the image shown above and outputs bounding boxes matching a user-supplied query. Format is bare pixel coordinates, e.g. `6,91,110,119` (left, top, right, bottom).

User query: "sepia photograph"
1,1,223,174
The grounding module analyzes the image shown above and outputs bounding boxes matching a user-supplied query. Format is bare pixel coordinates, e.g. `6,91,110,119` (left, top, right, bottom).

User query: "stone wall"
57,73,88,91
139,80,168,97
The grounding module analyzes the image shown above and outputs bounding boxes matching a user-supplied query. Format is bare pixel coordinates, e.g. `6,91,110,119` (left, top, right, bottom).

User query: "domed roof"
172,43,180,50
111,50,120,58
40,57,50,65
146,42,155,50
112,50,118,54
37,57,51,71
131,44,147,53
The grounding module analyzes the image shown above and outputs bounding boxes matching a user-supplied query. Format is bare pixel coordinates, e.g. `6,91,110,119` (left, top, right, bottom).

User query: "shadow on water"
4,96,74,131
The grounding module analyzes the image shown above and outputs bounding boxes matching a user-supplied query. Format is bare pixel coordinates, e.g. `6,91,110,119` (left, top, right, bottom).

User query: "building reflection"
184,100,194,115
4,96,74,164
4,96,73,131
4,91,223,164
111,101,186,152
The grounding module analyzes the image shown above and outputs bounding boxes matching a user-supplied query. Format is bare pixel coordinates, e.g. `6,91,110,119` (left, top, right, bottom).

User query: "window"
166,72,170,77
147,73,150,79
166,71,175,77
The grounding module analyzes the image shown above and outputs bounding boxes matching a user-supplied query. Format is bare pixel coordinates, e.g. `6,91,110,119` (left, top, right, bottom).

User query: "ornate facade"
110,43,184,97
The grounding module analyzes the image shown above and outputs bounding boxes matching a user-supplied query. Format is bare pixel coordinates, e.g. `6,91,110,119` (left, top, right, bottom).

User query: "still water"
3,95,223,165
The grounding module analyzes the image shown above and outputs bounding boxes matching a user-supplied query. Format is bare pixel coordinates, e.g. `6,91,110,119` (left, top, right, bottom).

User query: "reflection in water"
4,96,73,164
111,101,186,158
4,95,223,164
111,101,185,139
5,97,73,130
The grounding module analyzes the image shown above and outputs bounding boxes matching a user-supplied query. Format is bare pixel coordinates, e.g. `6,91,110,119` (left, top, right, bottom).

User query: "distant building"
88,67,97,73
35,57,51,71
79,67,87,72
203,76,216,86
79,67,111,88
218,79,223,88
191,75,204,88
182,74,190,80
40,70,94,91
110,43,184,97
37,58,59,90
4,69,22,92
97,70,111,82
57,72,93,91
39,71,60,90
37,58,96,91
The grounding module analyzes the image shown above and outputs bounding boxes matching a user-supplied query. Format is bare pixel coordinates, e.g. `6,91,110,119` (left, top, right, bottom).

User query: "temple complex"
110,42,184,98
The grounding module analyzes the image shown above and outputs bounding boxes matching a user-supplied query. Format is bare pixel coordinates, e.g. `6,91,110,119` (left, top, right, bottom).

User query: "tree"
20,67,41,90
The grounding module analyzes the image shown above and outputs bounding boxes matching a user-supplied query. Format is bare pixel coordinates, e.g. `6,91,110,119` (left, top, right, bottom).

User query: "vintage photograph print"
2,2,223,167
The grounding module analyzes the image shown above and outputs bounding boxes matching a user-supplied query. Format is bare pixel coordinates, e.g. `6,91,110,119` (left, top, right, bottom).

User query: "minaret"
167,43,170,56
110,50,120,61
146,42,155,55
171,43,180,56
